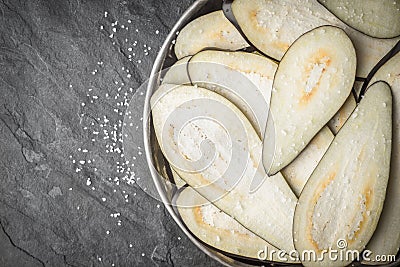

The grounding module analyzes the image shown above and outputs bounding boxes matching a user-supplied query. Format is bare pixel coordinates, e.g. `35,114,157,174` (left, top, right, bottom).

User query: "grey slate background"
0,0,221,266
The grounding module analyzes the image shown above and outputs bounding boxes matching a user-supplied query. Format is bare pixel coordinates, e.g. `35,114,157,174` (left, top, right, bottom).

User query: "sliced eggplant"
151,84,297,251
363,53,400,264
294,81,392,267
263,26,356,175
319,0,400,39
231,0,400,78
328,94,357,135
188,50,277,137
174,11,249,59
177,187,300,262
162,56,191,85
281,126,334,197
161,50,277,137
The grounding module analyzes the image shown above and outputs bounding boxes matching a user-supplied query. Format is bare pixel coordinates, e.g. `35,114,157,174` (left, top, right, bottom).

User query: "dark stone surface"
0,0,221,266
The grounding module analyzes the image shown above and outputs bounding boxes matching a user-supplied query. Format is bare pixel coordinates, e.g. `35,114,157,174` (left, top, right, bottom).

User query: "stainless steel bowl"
142,1,400,266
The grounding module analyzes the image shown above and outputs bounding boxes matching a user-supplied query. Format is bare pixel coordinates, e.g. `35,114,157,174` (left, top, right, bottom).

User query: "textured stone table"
0,0,221,266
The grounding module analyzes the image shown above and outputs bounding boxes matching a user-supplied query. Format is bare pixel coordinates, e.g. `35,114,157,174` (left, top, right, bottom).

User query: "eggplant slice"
187,50,277,137
230,0,400,78
263,26,356,175
327,94,357,135
363,53,400,264
176,187,299,262
151,84,297,251
293,81,392,267
281,126,333,197
161,50,277,137
319,0,400,39
174,11,249,59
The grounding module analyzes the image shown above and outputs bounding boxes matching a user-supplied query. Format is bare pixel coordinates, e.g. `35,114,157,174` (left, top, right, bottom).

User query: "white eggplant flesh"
177,187,298,263
281,126,333,197
319,0,400,39
174,11,249,59
151,84,297,251
188,50,277,137
293,81,392,267
162,56,191,85
263,26,356,175
363,53,400,264
231,0,400,78
328,94,357,135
